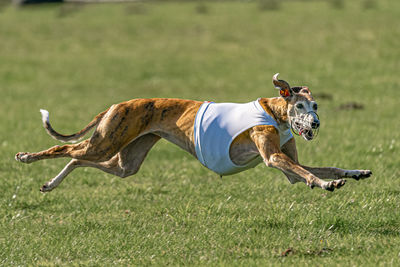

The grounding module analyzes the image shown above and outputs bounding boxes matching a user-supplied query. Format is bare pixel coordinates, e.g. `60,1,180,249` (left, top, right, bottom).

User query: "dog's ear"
291,86,312,95
272,73,292,99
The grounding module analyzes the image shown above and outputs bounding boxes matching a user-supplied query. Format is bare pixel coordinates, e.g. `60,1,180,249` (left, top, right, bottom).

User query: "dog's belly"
140,98,203,157
153,131,197,157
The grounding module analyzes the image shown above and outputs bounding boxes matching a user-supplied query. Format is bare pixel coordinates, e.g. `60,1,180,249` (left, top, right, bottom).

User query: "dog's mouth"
290,113,319,141
299,128,315,141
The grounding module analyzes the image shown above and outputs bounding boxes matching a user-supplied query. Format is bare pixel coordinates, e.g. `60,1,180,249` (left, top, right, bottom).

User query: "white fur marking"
42,160,78,192
40,109,49,124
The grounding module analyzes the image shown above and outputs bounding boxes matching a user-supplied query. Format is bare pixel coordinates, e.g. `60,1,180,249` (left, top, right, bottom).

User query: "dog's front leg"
250,126,345,191
302,166,372,180
280,138,372,181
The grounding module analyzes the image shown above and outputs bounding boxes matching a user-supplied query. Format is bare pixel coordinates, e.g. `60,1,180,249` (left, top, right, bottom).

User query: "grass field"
1,0,400,265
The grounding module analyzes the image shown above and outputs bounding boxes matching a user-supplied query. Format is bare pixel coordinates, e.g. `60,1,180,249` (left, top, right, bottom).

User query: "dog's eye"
296,103,304,109
313,103,318,110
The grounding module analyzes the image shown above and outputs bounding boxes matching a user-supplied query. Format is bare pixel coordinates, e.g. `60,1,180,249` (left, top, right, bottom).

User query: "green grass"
1,0,400,265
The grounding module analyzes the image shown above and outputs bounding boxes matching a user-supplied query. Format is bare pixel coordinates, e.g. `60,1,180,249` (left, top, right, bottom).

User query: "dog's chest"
193,100,276,175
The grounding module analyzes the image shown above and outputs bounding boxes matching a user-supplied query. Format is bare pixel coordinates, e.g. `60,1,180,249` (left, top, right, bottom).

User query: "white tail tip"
40,109,49,123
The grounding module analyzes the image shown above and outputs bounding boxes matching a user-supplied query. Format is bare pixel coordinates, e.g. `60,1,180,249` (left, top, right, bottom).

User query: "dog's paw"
15,152,35,164
324,179,346,192
346,170,372,180
40,183,53,193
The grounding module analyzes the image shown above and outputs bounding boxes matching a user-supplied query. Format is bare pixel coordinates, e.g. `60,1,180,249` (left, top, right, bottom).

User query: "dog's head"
272,73,320,141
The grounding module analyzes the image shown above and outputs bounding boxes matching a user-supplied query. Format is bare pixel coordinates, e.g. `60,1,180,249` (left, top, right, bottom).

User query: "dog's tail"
39,108,109,143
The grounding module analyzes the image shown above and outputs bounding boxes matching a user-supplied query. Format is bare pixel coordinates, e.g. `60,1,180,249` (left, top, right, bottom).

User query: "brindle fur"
15,76,371,192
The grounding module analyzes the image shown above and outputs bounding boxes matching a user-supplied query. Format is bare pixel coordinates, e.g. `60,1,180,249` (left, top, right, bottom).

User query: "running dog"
15,74,372,192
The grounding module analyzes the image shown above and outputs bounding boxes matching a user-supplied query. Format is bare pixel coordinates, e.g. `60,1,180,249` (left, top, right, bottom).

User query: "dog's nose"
311,120,320,129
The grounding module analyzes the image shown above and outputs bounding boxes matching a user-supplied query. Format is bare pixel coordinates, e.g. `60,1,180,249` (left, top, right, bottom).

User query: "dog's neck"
258,97,289,126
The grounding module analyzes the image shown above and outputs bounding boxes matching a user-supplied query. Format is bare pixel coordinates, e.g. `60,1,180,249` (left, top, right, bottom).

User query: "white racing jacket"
193,99,293,175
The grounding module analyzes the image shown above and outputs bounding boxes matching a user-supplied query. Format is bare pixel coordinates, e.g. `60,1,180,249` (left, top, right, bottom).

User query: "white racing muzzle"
289,111,320,141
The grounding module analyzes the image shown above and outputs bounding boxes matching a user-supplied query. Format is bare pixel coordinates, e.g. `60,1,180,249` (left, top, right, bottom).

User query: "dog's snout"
312,120,320,129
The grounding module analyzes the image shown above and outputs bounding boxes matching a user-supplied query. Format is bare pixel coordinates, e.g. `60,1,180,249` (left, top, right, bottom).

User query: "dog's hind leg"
80,133,161,179
115,133,161,177
40,134,160,192
40,159,82,192
15,139,92,164
15,128,128,165
15,133,130,164
15,137,121,164
16,102,148,164
40,157,123,192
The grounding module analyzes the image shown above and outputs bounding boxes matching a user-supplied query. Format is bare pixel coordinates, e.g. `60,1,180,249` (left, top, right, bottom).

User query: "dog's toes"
326,186,334,192
359,170,372,179
15,152,25,162
325,179,346,192
15,152,34,164
335,179,346,188
324,182,334,192
40,183,52,193
347,170,372,180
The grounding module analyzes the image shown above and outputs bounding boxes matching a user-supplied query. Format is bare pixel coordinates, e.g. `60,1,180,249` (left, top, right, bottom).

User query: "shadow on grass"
318,217,400,237
281,247,333,258
14,199,52,211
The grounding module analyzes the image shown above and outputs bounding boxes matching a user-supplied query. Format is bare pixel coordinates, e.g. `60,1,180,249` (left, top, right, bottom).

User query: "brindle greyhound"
15,74,371,192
